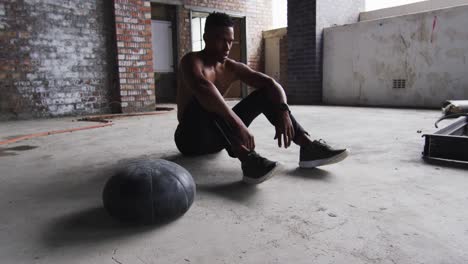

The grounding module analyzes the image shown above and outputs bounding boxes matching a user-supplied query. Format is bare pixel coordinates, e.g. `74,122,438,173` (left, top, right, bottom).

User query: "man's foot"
241,151,280,184
299,139,348,168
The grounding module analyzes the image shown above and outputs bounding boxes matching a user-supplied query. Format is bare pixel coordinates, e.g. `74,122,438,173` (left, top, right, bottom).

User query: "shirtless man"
175,12,348,184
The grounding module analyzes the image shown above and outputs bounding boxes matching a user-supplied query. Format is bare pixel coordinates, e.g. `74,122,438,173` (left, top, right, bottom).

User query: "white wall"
366,0,424,12
361,0,468,21
323,5,468,108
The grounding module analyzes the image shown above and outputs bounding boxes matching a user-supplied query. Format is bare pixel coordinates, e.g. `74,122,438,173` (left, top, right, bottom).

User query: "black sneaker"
299,139,349,168
241,151,280,184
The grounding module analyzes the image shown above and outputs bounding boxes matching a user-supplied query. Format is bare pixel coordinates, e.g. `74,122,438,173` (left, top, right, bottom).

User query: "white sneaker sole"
299,150,349,168
242,163,282,185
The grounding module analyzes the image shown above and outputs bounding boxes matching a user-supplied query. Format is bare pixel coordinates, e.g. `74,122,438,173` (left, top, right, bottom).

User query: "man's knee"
249,88,268,100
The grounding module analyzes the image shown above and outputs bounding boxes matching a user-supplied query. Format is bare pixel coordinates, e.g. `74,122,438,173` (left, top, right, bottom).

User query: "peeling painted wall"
323,5,468,108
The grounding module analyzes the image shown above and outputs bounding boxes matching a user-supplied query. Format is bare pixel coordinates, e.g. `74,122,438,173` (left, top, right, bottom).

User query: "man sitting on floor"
174,12,348,184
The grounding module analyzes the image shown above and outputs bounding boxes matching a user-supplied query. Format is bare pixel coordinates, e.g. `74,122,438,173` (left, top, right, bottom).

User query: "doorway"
150,3,177,103
190,11,247,99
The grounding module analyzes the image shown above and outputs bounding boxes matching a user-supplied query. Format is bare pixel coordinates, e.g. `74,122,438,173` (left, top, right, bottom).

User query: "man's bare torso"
177,51,239,121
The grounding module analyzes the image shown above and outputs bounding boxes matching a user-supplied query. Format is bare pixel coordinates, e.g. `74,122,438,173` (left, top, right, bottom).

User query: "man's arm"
228,60,294,148
180,54,255,150
228,60,287,105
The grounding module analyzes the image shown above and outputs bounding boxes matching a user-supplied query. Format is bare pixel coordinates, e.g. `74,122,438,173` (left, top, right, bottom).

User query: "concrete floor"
1,105,467,264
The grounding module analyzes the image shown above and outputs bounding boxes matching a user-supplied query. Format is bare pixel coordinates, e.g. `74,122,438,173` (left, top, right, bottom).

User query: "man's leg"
232,89,348,168
232,89,310,145
174,99,227,156
213,115,279,184
176,90,297,157
174,97,279,184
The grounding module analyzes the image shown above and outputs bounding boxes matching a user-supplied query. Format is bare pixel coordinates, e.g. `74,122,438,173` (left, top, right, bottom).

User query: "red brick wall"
177,0,273,72
114,0,155,113
112,0,272,113
177,7,191,64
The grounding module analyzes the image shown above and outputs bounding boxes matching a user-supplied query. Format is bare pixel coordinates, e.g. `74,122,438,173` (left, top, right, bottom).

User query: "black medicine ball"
103,159,196,224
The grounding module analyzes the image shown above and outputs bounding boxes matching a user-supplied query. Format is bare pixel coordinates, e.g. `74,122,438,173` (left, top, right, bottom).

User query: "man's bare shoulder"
224,58,254,77
224,58,241,66
180,52,203,69
225,58,249,70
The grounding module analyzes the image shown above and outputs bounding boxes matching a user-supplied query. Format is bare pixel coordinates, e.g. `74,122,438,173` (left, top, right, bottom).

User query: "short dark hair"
204,12,234,34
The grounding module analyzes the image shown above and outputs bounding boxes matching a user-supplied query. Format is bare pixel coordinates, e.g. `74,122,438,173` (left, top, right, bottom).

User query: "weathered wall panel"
323,5,468,108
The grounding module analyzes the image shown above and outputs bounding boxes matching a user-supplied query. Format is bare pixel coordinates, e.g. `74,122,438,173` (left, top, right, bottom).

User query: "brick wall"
287,0,317,104
114,0,155,113
176,7,191,65
176,0,273,72
0,0,272,119
287,0,364,104
0,0,119,120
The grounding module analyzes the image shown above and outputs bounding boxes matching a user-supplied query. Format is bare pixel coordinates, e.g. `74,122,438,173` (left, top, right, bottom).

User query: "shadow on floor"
36,160,159,248
196,181,259,202
162,153,336,199
42,206,172,248
285,167,333,182
422,157,468,170
40,155,197,248
40,152,270,248
161,152,260,202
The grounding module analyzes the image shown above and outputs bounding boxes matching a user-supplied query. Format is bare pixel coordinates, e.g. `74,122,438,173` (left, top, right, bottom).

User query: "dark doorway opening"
150,3,178,103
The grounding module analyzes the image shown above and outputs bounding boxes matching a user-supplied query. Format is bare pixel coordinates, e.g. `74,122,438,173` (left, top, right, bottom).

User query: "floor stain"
0,145,38,157
6,145,38,151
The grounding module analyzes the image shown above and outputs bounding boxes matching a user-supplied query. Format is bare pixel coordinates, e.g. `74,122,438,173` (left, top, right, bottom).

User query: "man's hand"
236,123,255,151
274,111,295,148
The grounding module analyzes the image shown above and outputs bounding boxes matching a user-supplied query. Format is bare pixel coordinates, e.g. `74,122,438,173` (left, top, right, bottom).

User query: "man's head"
203,12,234,63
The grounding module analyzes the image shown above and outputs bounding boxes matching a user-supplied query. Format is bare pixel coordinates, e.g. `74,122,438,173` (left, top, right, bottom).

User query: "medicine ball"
103,159,195,224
